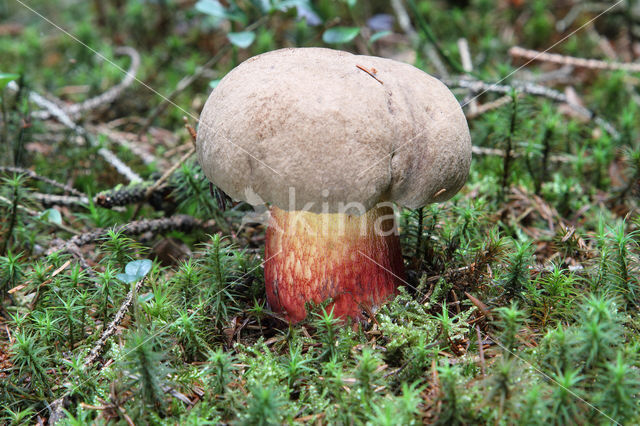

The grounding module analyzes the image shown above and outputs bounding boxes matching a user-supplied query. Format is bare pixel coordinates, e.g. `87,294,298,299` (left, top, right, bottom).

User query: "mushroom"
197,47,471,323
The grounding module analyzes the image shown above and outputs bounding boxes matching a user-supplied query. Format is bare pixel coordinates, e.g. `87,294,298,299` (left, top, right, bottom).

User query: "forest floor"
1,0,640,424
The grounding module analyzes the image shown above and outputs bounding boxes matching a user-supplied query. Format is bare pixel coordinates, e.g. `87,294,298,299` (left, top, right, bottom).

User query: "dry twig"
0,194,79,235
476,325,486,377
390,0,448,76
85,278,146,367
94,182,171,209
470,145,574,164
33,47,141,120
509,46,640,72
48,277,145,425
0,166,85,197
556,2,624,32
47,214,207,255
131,145,195,218
457,38,478,114
91,125,158,166
33,192,89,207
7,81,142,183
442,77,619,138
465,94,514,119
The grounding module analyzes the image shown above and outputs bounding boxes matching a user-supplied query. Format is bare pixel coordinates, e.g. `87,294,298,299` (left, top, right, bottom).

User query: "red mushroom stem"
264,204,405,322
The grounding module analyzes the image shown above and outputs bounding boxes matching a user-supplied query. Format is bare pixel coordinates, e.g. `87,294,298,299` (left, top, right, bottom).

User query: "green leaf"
322,27,360,44
0,72,19,90
369,30,392,44
209,79,222,89
116,273,137,284
227,31,256,49
39,209,62,225
195,0,226,18
125,259,153,279
117,259,153,283
346,0,357,8
195,0,245,23
138,292,154,303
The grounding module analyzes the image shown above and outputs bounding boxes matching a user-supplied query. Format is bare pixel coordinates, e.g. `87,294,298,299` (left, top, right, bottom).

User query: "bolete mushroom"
197,47,471,323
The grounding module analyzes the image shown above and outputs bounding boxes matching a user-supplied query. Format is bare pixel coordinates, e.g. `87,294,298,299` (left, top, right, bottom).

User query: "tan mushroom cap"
196,47,471,214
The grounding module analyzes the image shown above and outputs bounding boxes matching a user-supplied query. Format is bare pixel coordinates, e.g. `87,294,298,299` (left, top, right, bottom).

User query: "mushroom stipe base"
264,205,406,323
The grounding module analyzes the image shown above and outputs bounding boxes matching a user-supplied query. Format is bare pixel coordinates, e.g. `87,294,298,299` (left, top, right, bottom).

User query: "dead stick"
33,192,89,207
509,46,640,72
442,77,619,138
85,278,145,367
0,194,79,235
92,125,158,166
48,277,144,425
476,325,486,377
466,95,514,119
457,38,477,114
47,215,205,255
8,81,142,183
0,166,85,197
32,47,141,120
130,146,195,218
184,117,197,146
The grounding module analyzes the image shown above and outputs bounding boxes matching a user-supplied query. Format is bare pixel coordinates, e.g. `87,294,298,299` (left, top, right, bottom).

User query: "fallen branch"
96,146,141,183
471,144,574,164
442,77,619,138
509,46,640,73
390,0,448,76
7,81,142,183
556,2,625,32
424,262,584,286
476,325,486,377
516,65,575,85
47,214,207,255
25,260,72,307
33,46,140,120
390,0,418,41
85,277,146,367
48,277,145,425
33,192,89,207
91,124,158,166
457,38,477,114
465,94,514,119
94,181,171,209
0,194,79,235
131,146,195,218
0,166,85,197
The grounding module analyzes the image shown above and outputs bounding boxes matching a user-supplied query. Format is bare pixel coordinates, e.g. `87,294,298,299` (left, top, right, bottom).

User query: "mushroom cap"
197,47,471,214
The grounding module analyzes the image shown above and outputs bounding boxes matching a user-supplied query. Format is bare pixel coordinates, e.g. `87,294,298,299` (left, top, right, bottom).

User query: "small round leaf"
124,259,153,280
39,208,62,225
227,31,256,49
116,273,137,284
369,30,392,44
195,0,246,23
322,27,360,44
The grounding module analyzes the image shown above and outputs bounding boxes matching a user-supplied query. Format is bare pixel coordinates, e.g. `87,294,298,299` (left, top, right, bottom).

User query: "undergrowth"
1,0,640,424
